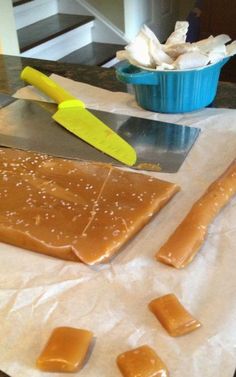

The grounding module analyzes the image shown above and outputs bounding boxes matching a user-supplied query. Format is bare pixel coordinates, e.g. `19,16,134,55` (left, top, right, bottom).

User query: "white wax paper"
1,77,236,377
116,23,236,70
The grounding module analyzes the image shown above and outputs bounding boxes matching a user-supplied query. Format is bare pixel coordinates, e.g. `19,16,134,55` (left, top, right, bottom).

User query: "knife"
20,66,137,166
0,94,201,173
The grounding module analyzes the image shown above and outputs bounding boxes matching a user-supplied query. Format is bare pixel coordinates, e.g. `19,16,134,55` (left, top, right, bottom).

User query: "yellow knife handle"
20,66,85,107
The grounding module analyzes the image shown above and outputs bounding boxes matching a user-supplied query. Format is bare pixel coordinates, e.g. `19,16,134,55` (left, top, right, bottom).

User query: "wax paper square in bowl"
116,22,236,113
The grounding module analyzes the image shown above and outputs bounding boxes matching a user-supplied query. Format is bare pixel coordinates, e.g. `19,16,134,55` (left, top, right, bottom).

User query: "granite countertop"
0,54,236,109
0,54,235,377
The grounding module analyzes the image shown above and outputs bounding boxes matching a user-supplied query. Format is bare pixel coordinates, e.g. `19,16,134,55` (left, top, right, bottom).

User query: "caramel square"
149,293,201,336
117,345,169,377
36,327,93,372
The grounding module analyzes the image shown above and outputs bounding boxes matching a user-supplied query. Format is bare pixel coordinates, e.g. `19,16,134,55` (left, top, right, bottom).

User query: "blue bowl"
116,58,229,113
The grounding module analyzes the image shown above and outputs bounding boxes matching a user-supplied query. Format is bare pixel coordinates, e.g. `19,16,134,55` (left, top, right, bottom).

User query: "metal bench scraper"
0,93,200,173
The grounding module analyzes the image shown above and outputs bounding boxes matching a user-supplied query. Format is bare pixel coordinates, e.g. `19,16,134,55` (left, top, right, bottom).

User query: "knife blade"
20,66,137,166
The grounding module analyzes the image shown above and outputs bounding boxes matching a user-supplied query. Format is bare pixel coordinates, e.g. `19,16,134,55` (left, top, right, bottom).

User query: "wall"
150,0,178,42
0,0,19,55
149,0,196,42
84,0,195,40
78,0,153,40
124,0,152,40
75,0,152,42
85,0,124,31
178,0,195,20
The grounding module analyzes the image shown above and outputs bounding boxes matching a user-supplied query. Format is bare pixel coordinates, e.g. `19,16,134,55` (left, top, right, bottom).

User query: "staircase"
13,0,126,67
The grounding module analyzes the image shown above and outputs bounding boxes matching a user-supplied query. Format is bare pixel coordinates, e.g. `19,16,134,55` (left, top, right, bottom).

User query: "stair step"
13,0,34,6
59,42,124,66
17,13,94,53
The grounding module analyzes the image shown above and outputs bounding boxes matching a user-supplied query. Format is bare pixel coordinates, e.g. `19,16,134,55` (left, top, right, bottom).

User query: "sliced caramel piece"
117,345,169,377
36,327,93,373
0,148,179,265
156,159,236,268
149,294,201,337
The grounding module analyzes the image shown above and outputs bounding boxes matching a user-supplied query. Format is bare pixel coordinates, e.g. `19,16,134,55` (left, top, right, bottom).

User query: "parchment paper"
0,77,235,377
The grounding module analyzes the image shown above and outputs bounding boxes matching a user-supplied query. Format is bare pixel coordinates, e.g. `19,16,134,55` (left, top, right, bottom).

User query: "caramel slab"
0,148,179,264
149,294,201,337
36,327,93,372
156,159,236,268
117,345,169,377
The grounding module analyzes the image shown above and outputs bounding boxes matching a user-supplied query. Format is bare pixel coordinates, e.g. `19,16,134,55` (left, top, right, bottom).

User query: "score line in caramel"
149,293,201,337
0,148,179,265
156,159,236,268
36,327,93,373
117,345,169,377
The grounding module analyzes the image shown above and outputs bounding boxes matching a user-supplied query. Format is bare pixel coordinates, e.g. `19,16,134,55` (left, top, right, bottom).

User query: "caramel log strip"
36,327,93,373
117,345,169,377
149,294,201,337
156,159,236,268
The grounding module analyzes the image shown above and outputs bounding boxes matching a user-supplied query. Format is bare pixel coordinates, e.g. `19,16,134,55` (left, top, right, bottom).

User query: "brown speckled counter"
0,54,236,109
0,54,125,95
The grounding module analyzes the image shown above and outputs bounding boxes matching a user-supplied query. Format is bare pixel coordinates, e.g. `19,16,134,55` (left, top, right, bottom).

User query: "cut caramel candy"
117,345,169,377
36,327,93,372
156,159,236,268
0,148,179,264
149,293,201,337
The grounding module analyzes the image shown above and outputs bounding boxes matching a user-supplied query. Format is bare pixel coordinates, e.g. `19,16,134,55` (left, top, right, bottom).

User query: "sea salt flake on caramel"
149,294,201,337
0,148,179,264
117,345,169,377
36,327,93,373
